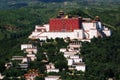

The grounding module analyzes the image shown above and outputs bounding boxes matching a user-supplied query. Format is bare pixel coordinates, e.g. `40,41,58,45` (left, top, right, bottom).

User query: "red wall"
50,18,81,32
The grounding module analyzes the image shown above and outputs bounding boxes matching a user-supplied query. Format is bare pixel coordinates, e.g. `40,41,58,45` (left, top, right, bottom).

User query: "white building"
21,44,33,50
25,48,37,54
68,63,86,72
29,21,111,41
67,56,83,66
103,28,111,36
18,63,28,69
73,63,86,72
0,73,5,79
67,59,73,66
59,48,67,53
68,43,81,51
11,56,24,60
70,56,83,63
69,55,79,59
63,51,78,58
35,24,49,32
45,76,61,80
27,54,37,61
73,58,83,63
64,42,85,72
29,29,83,41
22,57,28,63
46,63,59,73
5,62,13,69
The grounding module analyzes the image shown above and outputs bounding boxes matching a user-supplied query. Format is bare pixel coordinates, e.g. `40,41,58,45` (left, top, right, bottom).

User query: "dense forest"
81,29,120,79
0,0,120,79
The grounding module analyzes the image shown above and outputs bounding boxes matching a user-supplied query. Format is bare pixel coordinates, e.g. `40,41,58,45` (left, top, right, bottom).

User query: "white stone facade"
25,48,37,54
59,48,67,53
46,63,59,73
27,54,37,61
45,76,61,80
21,44,33,50
62,42,86,72
29,21,111,41
63,51,78,58
74,63,86,72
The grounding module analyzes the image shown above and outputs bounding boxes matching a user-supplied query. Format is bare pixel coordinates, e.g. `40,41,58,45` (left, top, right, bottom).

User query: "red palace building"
49,11,82,32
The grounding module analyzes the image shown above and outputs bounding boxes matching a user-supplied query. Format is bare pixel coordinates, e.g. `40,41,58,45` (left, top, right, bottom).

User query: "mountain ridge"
0,0,120,9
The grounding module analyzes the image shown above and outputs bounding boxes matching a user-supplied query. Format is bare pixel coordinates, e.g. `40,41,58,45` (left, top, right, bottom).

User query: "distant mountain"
38,0,72,2
0,0,120,9
38,0,120,2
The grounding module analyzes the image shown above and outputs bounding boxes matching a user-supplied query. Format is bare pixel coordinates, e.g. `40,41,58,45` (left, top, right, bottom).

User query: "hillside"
0,0,120,9
0,0,120,79
81,29,120,80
